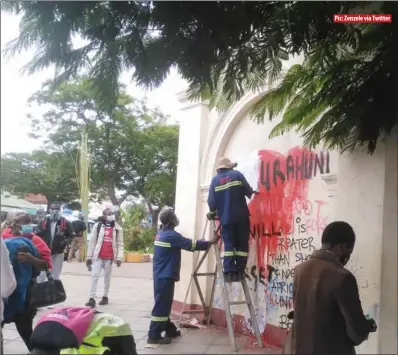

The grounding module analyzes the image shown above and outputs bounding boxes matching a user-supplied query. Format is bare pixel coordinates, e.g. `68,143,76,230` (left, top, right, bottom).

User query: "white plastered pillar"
173,92,210,307
378,127,397,354
336,140,397,354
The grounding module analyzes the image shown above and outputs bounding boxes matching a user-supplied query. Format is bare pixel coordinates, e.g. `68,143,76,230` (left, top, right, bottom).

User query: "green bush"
121,203,155,253
124,228,155,254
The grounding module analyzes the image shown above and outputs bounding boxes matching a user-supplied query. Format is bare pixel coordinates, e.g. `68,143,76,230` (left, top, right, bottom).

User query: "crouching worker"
147,209,220,345
207,157,255,283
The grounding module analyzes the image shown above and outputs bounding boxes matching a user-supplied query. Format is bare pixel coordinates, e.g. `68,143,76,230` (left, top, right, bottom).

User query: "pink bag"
31,307,95,349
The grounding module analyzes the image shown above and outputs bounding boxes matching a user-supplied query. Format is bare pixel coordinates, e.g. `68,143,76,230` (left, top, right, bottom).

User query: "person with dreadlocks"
147,208,220,345
1,213,49,351
2,212,52,271
1,211,25,233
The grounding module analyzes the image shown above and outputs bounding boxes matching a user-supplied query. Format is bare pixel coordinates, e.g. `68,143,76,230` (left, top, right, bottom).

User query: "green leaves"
253,17,397,154
1,150,79,204
27,77,179,208
3,1,397,152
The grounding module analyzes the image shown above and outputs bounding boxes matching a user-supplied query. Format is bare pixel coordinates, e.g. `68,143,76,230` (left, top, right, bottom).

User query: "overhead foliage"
1,150,79,210
2,1,397,152
27,77,178,211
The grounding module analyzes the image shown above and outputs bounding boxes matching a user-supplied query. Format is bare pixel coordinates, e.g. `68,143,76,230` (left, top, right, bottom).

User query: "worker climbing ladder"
178,218,263,352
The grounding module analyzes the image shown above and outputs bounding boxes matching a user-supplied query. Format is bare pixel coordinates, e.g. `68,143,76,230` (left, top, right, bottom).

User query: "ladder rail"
205,261,218,326
193,275,207,309
177,219,209,326
241,277,263,347
178,218,264,352
213,234,239,352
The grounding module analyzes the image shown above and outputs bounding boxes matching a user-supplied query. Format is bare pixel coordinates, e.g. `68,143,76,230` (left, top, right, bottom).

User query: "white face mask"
106,215,115,222
50,209,60,220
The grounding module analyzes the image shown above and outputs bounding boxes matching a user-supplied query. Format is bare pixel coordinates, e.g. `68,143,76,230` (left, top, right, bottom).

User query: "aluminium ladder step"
178,219,263,352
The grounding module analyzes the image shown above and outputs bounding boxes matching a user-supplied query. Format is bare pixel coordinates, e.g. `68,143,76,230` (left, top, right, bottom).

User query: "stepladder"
178,218,263,352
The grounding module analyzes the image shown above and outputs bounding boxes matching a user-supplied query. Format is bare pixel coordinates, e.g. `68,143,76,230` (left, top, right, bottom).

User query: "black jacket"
71,219,87,235
36,216,74,255
286,249,371,355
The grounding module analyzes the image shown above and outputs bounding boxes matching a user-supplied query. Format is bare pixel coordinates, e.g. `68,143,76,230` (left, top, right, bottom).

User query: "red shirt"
98,226,114,259
1,228,52,269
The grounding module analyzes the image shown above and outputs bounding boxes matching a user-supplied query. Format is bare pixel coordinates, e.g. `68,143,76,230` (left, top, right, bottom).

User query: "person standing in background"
68,213,87,262
85,208,124,308
36,201,73,281
1,238,17,355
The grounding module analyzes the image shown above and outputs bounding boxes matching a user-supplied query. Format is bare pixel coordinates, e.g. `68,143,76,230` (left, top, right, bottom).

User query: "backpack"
95,223,118,241
30,309,137,355
61,312,137,355
30,307,96,350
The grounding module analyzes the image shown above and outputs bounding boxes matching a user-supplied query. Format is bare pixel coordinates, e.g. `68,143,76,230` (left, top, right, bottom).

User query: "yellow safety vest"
61,313,133,355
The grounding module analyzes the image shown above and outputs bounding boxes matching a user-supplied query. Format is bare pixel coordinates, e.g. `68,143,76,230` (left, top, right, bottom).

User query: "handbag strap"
45,269,53,280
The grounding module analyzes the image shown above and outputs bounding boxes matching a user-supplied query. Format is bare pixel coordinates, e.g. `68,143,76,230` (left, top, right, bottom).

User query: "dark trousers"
148,278,178,340
2,310,35,351
221,219,250,273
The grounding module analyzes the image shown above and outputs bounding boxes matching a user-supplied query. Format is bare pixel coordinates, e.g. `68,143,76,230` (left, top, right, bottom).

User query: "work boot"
166,329,181,338
99,296,109,305
85,298,96,308
223,272,237,283
235,272,244,282
224,272,242,283
147,336,171,345
232,272,243,282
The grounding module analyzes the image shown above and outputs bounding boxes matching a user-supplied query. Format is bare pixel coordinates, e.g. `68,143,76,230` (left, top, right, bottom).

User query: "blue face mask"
21,225,33,236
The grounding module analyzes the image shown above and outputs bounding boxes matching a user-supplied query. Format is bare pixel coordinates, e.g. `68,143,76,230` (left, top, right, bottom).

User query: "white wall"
208,113,339,332
335,146,385,353
173,90,397,353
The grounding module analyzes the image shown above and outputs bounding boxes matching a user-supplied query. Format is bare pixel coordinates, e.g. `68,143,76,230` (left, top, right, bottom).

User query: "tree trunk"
106,184,123,224
146,202,157,230
151,206,161,231
107,184,118,205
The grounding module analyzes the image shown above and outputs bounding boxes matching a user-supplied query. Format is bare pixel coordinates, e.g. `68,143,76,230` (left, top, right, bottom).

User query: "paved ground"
3,261,280,354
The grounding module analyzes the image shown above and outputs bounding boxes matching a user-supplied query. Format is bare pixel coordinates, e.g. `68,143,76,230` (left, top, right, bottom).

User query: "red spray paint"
248,147,311,271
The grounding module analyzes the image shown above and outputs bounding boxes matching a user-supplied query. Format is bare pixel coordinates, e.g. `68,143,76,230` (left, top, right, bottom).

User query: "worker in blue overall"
207,157,255,283
147,208,220,345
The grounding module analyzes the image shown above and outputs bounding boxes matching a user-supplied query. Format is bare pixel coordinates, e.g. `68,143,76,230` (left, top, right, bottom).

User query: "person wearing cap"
147,208,220,345
207,157,255,282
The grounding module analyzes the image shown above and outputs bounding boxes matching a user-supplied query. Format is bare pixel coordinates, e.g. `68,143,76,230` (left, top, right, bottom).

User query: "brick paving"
3,261,281,354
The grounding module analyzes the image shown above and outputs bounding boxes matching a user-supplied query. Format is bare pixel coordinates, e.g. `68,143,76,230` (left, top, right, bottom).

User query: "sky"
0,12,187,155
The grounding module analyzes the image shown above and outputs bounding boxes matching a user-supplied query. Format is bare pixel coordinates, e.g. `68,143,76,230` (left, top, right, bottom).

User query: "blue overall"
148,228,209,340
208,168,253,273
